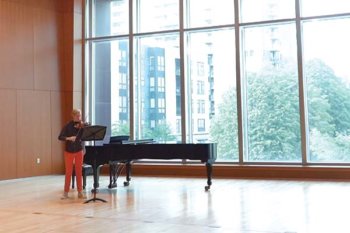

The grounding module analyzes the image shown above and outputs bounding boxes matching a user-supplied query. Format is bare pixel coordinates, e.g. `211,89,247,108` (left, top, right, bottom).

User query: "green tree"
209,88,238,160
210,59,350,162
309,129,350,161
306,59,350,161
306,59,350,136
144,122,176,143
111,121,130,136
246,66,301,161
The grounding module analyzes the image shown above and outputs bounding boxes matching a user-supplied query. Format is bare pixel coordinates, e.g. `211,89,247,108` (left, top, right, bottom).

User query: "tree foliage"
111,122,130,136
209,89,239,160
210,59,350,161
143,123,176,143
306,59,350,161
112,121,176,143
246,66,301,161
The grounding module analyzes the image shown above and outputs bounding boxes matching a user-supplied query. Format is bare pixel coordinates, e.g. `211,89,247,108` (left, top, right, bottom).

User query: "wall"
0,0,82,179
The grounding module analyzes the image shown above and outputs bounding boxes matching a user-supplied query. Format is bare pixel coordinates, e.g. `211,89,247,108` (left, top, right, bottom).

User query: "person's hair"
71,109,81,117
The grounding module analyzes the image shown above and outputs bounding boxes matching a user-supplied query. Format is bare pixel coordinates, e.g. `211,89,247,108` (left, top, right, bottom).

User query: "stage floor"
0,175,349,233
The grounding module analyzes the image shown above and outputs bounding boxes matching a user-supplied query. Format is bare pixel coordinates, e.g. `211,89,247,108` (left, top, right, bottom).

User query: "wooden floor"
0,176,350,233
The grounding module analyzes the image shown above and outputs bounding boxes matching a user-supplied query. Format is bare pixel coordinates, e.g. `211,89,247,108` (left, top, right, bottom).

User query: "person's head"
71,109,82,122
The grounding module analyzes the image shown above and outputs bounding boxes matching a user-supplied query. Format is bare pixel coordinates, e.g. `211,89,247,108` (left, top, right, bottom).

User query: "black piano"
84,141,217,193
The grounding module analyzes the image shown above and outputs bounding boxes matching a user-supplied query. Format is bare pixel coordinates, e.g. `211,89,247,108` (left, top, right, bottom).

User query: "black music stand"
81,125,107,203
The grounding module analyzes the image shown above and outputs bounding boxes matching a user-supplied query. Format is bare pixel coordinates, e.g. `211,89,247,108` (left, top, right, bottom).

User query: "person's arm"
58,123,68,141
58,122,76,141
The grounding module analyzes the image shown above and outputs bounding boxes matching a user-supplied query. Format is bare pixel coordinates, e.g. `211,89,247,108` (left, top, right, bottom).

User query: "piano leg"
108,161,118,189
124,161,132,186
205,162,213,191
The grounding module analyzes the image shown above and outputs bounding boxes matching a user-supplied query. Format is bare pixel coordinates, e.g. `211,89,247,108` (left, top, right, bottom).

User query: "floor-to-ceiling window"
240,0,301,162
186,29,237,161
134,35,180,142
242,23,301,162
85,0,350,164
301,13,350,163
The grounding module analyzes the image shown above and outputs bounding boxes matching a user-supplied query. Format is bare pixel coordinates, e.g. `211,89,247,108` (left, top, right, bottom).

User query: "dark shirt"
58,121,84,153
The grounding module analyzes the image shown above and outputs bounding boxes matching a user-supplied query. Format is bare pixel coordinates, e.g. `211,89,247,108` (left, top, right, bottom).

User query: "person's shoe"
61,192,69,200
78,192,86,199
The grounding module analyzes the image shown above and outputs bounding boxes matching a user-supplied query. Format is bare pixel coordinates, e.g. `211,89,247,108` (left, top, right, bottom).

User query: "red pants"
64,150,83,192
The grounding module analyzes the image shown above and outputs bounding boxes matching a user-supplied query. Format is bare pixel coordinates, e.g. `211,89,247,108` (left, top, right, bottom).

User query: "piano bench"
71,164,93,190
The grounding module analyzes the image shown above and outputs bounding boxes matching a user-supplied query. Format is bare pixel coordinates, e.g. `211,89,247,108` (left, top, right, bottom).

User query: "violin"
74,121,90,129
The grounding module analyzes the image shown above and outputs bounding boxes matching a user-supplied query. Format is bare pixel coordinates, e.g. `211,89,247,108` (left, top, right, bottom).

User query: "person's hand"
66,136,76,142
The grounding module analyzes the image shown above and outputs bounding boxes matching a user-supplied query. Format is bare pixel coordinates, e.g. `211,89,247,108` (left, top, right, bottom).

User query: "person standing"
58,109,86,199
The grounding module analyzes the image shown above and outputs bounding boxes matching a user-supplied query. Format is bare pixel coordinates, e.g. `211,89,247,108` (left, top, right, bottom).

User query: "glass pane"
303,18,350,162
240,0,295,23
186,29,238,161
92,0,129,37
185,0,234,28
242,23,301,162
90,39,130,143
135,0,179,33
134,35,181,143
111,40,131,137
301,0,350,17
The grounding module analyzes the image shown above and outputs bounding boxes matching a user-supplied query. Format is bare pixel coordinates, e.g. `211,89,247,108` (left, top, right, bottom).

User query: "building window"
197,100,205,114
198,119,205,132
158,56,165,71
151,120,155,128
197,62,204,76
119,96,127,113
149,56,155,71
150,77,155,91
158,77,165,92
197,80,205,95
158,98,165,113
119,73,127,89
150,98,155,108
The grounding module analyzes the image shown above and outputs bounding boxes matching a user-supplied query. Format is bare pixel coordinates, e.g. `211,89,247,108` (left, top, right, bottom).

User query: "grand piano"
84,140,217,194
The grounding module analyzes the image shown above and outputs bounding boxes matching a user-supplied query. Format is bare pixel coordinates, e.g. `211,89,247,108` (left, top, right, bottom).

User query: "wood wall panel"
63,11,74,92
34,8,64,91
62,0,74,13
5,0,65,12
0,0,80,180
0,90,17,180
0,1,34,89
73,12,82,92
50,91,72,174
16,90,52,177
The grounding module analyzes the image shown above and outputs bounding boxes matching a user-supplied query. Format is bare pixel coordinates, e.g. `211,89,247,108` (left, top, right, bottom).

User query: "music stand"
81,125,107,144
81,125,107,203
